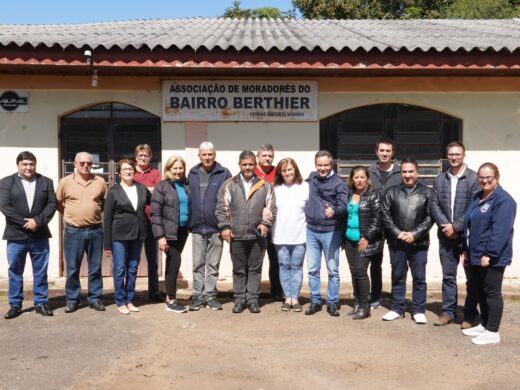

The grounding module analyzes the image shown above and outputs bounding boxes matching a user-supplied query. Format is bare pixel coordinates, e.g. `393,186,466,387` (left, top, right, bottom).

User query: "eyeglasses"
78,161,93,167
478,176,495,182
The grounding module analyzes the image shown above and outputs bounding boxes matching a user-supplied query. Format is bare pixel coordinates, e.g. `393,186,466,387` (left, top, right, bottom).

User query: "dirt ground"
1,282,520,390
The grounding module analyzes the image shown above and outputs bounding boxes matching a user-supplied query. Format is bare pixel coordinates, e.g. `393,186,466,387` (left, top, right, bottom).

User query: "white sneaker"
471,330,500,345
382,310,403,321
413,313,427,324
462,324,486,337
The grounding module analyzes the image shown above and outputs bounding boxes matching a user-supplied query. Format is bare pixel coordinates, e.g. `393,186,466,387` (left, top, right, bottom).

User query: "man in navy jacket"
304,150,348,317
188,141,231,311
0,151,56,319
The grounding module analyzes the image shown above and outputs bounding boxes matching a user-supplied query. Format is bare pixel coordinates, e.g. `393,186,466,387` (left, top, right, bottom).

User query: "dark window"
320,103,462,185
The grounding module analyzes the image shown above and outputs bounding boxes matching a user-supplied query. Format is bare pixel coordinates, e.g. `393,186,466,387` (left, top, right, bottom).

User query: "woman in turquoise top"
151,155,190,314
344,166,383,319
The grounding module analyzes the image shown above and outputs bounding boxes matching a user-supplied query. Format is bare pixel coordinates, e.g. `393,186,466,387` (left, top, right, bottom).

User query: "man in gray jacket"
430,141,480,327
216,150,276,314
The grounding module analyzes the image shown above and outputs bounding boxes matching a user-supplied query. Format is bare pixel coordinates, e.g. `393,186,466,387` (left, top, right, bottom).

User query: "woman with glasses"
344,166,383,319
462,163,516,345
151,156,190,313
104,159,151,315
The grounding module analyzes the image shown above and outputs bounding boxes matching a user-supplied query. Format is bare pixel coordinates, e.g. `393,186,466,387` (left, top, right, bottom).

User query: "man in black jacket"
188,141,231,311
0,151,56,319
367,137,401,309
381,159,433,324
430,141,480,327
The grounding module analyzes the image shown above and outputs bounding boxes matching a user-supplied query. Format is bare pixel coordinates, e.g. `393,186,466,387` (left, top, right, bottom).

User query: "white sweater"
272,182,309,245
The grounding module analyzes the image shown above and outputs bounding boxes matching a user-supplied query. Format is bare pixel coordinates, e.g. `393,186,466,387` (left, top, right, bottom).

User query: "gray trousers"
192,232,223,300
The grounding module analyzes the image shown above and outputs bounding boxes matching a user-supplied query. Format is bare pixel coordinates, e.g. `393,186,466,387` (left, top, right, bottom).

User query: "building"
1,18,519,281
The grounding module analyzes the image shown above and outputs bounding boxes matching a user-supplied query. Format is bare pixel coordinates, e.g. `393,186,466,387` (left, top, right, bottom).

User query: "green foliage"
292,0,520,19
446,0,517,18
221,0,294,18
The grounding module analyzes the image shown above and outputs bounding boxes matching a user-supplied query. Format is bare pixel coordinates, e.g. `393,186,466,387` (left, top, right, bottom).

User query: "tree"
446,0,518,18
291,0,520,19
221,0,295,18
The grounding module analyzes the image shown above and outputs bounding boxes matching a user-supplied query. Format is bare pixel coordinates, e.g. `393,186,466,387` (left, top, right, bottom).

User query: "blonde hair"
163,155,186,180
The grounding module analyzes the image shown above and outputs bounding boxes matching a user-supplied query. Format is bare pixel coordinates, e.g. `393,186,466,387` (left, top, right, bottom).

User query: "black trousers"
344,240,371,305
231,238,266,304
467,265,505,332
164,228,189,299
369,250,383,303
267,233,283,296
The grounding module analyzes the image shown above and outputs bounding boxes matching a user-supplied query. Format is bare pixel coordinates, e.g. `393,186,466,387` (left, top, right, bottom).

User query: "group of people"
0,139,516,345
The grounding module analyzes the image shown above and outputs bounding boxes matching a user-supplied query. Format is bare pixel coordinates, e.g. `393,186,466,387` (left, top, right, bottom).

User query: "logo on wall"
0,90,29,112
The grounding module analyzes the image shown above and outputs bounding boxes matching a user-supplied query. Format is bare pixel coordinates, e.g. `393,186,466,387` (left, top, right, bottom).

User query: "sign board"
162,80,317,121
0,90,29,113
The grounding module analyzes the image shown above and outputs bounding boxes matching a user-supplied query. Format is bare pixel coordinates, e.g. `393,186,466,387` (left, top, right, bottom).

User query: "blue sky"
0,0,296,24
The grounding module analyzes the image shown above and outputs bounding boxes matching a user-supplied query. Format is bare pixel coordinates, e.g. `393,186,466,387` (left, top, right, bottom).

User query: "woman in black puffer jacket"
344,166,384,319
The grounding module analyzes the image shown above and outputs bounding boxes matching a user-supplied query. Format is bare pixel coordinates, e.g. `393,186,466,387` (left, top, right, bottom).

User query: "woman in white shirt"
272,158,309,312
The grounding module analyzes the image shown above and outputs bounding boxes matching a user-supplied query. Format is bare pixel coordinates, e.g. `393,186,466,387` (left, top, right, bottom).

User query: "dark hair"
478,162,500,182
375,137,395,150
275,158,303,185
239,150,256,161
16,151,36,164
117,159,136,174
257,144,274,155
315,150,333,161
400,158,419,170
445,141,465,154
347,165,372,191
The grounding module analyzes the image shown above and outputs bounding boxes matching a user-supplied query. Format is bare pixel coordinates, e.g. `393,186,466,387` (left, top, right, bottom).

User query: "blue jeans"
64,224,103,304
388,244,428,315
276,244,306,299
144,221,160,298
6,238,50,307
306,229,341,305
112,239,143,306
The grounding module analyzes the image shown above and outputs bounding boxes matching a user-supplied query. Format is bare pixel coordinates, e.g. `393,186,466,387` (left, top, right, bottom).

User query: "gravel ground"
1,284,520,390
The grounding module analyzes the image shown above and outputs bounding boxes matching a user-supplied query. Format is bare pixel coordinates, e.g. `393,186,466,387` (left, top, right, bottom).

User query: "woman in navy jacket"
104,159,151,315
463,162,516,345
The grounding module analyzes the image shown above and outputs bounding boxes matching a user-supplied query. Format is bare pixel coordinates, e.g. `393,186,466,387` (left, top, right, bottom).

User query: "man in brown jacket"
216,150,276,314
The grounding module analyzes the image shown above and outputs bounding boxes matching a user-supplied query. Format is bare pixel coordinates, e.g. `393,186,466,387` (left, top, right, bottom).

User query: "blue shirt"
345,201,360,242
173,181,189,227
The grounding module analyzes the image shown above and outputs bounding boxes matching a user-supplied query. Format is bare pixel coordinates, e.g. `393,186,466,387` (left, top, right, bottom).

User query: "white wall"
1,89,519,284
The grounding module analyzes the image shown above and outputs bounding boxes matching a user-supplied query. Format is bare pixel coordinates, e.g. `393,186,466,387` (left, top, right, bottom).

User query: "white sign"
0,90,29,113
162,80,317,121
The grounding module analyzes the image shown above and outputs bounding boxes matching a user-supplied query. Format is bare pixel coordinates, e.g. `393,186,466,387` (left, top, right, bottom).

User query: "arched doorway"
320,103,462,185
59,102,162,276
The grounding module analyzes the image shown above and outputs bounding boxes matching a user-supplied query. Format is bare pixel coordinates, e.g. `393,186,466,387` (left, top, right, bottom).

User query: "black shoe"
347,304,360,316
206,299,223,311
271,292,284,301
64,302,78,313
35,303,54,317
232,302,246,314
248,302,261,314
88,300,106,311
352,305,371,320
189,297,204,311
327,303,340,317
305,302,322,315
5,306,22,320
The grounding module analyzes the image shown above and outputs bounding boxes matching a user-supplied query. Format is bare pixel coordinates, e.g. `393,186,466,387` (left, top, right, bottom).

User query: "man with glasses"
0,151,56,319
56,152,107,313
134,144,163,302
430,142,480,327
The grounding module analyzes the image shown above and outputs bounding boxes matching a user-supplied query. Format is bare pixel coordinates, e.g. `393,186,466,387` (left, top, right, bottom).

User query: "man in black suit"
0,151,56,319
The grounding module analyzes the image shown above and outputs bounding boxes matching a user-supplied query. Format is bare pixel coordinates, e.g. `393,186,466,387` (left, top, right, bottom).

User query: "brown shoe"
461,319,479,329
434,314,453,326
